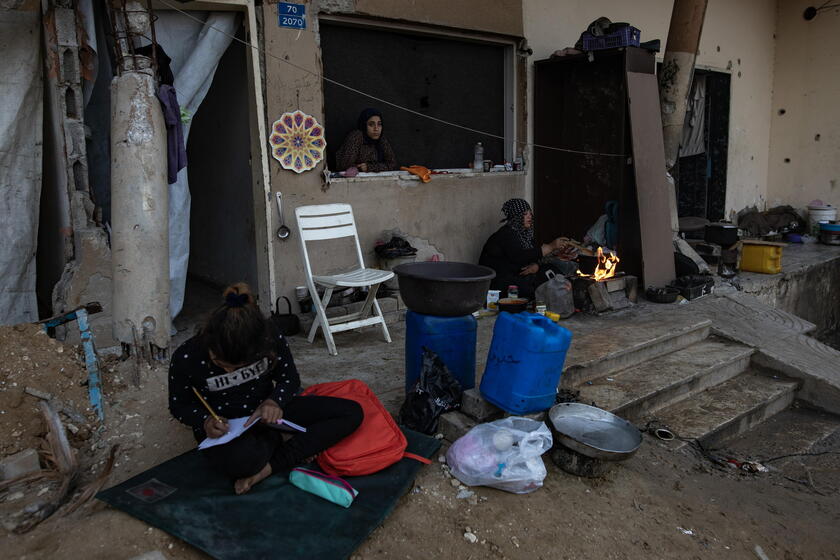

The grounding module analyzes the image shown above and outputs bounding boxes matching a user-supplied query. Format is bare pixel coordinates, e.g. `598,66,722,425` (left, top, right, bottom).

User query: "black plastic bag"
398,348,463,435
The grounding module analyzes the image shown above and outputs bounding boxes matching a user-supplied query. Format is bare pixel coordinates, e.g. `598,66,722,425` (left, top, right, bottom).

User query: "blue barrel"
480,312,572,414
405,310,477,393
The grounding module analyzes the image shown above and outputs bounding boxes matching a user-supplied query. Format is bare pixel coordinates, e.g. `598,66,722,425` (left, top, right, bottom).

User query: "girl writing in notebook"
168,283,362,494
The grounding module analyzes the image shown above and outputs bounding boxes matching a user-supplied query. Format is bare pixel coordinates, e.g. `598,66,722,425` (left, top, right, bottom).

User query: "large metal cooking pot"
393,261,495,317
548,402,642,461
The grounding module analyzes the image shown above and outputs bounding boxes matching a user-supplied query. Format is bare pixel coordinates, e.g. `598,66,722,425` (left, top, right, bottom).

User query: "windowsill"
328,168,526,183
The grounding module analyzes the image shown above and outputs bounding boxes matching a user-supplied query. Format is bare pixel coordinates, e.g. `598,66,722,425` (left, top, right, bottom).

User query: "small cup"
483,160,492,172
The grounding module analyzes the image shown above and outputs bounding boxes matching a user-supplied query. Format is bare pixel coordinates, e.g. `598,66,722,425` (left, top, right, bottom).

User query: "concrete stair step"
577,336,754,423
561,318,712,387
716,404,840,463
653,370,799,449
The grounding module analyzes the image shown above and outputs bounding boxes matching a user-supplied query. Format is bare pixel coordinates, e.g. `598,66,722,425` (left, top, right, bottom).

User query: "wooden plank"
625,71,677,288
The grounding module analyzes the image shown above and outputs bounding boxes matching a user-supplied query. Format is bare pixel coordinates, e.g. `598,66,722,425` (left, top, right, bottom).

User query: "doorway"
180,29,259,324
674,70,731,221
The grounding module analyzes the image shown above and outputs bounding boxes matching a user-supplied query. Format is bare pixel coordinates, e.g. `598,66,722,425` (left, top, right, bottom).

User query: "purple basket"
581,26,641,51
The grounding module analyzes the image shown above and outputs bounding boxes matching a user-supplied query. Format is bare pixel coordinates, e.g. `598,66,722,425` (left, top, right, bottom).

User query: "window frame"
317,14,518,169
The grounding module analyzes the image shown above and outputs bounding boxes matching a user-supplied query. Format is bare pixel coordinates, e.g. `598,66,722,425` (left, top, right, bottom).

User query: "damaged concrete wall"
523,0,777,217
42,0,115,347
262,0,526,305
766,1,840,212
741,256,840,350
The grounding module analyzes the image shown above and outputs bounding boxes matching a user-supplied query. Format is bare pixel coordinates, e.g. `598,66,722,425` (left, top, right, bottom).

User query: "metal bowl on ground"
393,261,496,317
498,297,528,313
548,403,643,462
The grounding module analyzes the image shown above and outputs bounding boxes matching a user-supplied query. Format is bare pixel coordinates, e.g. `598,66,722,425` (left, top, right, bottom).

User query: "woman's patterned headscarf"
357,108,384,162
501,198,535,249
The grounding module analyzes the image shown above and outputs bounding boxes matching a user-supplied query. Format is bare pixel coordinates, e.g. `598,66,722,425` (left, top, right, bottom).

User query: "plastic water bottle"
473,142,484,172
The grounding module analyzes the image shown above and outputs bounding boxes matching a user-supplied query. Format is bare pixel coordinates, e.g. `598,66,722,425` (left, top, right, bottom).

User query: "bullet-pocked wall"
766,1,840,212
262,0,526,305
523,0,778,219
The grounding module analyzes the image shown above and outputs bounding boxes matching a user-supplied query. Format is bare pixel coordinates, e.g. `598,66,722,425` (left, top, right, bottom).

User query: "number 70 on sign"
278,2,306,30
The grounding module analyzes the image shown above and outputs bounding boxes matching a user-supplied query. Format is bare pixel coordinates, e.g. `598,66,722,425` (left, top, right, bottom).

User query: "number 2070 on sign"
278,2,306,30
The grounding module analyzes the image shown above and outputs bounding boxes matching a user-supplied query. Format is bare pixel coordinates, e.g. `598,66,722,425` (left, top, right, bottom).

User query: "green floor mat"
98,429,440,560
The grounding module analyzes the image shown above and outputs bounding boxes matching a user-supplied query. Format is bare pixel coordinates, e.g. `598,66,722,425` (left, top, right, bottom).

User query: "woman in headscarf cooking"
336,108,398,173
479,198,578,300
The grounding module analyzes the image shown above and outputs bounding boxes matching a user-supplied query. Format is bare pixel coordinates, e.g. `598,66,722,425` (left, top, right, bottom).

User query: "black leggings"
202,395,363,479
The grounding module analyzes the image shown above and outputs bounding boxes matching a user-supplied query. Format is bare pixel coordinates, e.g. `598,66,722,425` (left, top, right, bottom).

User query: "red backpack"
302,379,431,476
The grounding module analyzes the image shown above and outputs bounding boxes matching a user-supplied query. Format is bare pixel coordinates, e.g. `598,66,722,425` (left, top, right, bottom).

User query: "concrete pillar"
659,0,708,172
110,62,170,352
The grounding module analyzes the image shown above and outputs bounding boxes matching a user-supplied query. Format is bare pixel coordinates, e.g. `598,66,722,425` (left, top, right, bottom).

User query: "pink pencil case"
289,467,358,508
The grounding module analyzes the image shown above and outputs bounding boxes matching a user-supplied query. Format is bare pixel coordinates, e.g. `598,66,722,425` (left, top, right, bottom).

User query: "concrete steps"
717,404,840,462
561,318,712,387
577,336,754,423
652,370,799,449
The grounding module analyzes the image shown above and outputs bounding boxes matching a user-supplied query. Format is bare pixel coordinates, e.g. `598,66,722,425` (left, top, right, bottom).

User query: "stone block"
504,410,547,423
0,448,41,480
438,411,477,443
461,388,502,422
588,281,612,312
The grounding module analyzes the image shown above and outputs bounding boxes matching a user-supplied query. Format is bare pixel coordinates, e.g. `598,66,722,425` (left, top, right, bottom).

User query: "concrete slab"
578,336,753,422
684,293,840,415
719,403,840,463
732,242,840,346
654,370,798,448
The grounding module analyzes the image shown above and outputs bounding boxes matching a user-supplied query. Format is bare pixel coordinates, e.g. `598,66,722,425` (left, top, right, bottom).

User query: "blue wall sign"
278,2,306,30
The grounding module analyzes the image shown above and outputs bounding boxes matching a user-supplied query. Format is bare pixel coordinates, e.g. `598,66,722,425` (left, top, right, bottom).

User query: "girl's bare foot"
234,463,272,495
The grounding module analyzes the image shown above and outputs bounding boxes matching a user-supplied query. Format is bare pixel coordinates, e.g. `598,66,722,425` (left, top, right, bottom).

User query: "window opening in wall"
320,21,512,172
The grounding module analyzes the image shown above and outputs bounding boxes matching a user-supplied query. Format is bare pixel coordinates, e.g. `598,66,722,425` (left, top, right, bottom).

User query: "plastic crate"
581,26,641,51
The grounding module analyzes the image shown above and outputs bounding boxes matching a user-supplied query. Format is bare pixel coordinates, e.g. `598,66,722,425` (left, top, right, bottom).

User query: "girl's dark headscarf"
501,198,535,249
357,107,384,162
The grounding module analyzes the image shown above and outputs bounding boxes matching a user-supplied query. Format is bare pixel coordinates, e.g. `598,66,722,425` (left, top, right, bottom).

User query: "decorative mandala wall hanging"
269,110,326,173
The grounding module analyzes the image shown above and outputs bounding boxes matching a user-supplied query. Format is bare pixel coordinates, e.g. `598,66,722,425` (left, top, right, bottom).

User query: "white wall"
523,0,777,218
767,1,840,212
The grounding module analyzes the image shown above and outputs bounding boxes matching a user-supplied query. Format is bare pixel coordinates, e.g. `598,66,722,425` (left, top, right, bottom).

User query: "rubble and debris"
0,448,40,480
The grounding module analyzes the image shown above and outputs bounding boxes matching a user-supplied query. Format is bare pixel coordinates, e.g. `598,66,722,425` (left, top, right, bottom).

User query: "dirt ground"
1,325,839,559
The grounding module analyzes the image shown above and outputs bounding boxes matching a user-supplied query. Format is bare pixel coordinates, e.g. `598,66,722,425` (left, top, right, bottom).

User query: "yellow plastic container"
740,243,782,274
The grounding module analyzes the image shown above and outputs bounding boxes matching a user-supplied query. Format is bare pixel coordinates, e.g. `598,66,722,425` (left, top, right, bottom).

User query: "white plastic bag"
445,417,553,494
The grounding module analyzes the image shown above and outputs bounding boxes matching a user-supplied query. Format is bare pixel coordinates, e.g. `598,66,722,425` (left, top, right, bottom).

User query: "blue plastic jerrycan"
479,312,573,414
405,310,477,393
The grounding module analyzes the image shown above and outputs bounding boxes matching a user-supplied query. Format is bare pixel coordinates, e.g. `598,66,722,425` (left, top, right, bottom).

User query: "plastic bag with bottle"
445,417,553,494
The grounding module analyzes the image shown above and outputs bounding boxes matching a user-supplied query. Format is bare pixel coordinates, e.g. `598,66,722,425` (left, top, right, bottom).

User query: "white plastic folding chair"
295,203,394,355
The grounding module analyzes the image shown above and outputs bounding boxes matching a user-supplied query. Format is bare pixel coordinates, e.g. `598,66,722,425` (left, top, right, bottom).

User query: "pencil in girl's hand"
192,386,222,423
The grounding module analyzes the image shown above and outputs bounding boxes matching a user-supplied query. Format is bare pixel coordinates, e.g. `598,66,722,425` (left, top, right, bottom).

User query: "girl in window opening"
479,198,579,300
336,107,398,173
168,283,362,494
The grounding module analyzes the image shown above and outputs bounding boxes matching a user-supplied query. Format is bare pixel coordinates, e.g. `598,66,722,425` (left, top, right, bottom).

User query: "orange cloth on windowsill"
400,165,432,183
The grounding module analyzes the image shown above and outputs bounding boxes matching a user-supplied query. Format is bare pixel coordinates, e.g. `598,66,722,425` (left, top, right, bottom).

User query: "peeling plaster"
126,88,154,145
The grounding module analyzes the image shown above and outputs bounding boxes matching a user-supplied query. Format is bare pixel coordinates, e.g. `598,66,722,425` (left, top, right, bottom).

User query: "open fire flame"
577,247,620,281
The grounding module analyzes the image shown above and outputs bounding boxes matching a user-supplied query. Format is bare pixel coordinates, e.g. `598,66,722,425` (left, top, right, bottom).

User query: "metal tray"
548,403,642,461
